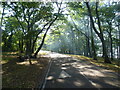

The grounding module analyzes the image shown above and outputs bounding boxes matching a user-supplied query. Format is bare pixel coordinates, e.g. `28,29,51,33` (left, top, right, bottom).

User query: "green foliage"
68,2,82,9
2,2,56,54
2,2,120,60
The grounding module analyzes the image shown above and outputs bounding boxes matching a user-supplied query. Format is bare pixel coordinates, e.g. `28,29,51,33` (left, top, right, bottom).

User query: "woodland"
1,1,120,63
1,1,120,88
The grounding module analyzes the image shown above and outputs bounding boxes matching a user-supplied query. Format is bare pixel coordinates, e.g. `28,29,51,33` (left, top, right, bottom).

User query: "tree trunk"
1,3,5,26
118,24,120,60
31,22,49,53
19,37,24,53
85,35,89,57
100,37,111,63
86,17,92,57
107,21,113,60
34,29,49,58
0,3,5,54
19,40,21,52
71,17,91,56
34,17,58,57
7,33,13,51
95,2,111,63
21,38,24,53
109,32,113,60
87,38,92,57
85,2,111,63
28,56,32,65
90,22,97,60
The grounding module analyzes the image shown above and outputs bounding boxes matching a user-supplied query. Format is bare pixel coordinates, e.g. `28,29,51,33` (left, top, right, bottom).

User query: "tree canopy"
1,1,120,64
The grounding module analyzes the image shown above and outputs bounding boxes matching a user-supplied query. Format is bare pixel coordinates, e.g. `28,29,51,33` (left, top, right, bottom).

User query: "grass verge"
69,54,120,73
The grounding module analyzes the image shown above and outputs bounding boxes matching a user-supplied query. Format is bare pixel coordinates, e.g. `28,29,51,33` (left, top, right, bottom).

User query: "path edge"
37,57,52,89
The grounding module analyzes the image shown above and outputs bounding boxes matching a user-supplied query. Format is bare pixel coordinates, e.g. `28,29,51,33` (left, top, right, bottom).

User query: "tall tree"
85,2,111,63
34,2,62,57
5,2,54,55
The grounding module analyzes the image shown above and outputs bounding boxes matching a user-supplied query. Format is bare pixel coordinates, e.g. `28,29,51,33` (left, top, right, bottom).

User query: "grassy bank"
69,55,120,73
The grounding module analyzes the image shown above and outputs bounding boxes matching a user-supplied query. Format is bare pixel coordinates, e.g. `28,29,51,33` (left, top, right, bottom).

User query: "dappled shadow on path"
45,56,120,88
2,56,50,88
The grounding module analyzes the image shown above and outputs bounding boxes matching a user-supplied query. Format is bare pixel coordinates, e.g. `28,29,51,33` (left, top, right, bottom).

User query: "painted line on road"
72,61,96,87
78,69,97,88
41,58,53,90
79,70,101,90
89,80,96,86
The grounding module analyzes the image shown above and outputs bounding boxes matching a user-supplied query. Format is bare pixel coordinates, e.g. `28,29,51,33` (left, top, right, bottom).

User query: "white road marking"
89,80,96,86
41,58,53,90
77,66,97,88
41,52,96,89
59,70,71,79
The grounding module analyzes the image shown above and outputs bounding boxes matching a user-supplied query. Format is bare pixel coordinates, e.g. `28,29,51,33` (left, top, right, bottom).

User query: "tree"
33,2,63,57
85,2,111,63
3,2,56,55
2,2,63,64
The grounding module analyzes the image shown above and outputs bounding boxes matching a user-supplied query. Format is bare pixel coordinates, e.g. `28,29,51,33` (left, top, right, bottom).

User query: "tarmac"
39,51,120,89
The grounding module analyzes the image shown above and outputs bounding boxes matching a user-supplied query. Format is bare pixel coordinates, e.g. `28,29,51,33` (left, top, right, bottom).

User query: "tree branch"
85,2,100,36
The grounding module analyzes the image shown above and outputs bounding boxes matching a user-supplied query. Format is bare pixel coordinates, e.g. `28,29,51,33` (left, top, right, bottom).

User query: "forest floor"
1,51,120,88
2,52,50,88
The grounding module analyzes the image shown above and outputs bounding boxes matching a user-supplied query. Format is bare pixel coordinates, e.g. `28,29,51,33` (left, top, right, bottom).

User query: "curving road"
39,51,120,89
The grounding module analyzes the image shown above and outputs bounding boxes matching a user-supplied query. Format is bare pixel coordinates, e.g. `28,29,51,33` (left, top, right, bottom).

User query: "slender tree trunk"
28,22,32,55
110,32,113,60
84,22,89,56
0,3,5,26
19,40,21,52
86,38,91,57
90,22,97,60
85,2,111,63
18,40,21,51
118,23,120,60
71,17,91,56
34,29,49,57
21,38,24,53
19,36,24,53
95,2,111,63
28,56,32,65
86,19,91,57
7,33,13,51
100,36,111,63
107,21,113,60
70,27,76,54
29,38,32,54
85,34,89,57
31,32,41,53
0,3,5,54
26,40,29,54
88,38,92,57
106,37,110,57
31,22,50,53
34,17,58,57
118,24,120,67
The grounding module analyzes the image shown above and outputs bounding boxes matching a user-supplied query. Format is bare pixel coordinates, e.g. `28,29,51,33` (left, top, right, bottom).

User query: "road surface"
39,51,120,89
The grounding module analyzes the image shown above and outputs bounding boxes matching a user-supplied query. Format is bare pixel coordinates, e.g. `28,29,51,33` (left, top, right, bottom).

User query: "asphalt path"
39,51,120,89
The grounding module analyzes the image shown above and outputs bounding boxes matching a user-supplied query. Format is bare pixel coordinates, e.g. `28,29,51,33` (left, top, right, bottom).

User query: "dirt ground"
2,52,50,88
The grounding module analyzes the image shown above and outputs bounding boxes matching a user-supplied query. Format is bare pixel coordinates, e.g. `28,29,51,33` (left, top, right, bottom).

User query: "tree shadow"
2,56,50,88
44,57,120,88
